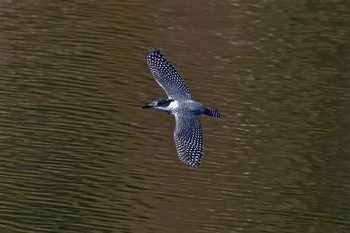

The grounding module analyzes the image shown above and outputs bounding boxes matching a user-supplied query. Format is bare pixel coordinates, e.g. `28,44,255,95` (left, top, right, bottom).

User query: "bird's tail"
204,106,220,119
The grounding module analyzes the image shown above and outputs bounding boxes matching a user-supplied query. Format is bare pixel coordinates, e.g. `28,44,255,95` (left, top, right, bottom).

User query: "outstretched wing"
147,48,192,100
173,112,203,167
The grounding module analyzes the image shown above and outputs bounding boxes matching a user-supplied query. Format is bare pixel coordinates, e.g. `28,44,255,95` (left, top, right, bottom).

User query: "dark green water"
0,1,349,232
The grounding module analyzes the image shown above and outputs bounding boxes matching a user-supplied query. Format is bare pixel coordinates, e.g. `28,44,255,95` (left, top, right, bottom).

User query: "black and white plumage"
142,48,220,168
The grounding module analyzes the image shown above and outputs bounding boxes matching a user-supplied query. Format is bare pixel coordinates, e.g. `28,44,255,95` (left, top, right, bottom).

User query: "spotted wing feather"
174,112,203,167
147,48,192,100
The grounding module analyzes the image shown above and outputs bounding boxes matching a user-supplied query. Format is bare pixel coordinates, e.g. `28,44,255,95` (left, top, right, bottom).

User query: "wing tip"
178,150,203,168
148,48,162,57
183,160,201,168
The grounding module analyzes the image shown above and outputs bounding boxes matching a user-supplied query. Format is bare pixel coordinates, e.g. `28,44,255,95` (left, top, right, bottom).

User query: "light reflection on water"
0,0,349,232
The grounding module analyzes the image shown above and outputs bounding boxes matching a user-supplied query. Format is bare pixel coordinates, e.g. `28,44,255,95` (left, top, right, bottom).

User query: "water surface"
0,0,349,232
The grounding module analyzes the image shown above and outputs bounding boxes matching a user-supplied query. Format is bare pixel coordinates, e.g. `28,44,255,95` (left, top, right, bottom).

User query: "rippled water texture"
0,1,349,232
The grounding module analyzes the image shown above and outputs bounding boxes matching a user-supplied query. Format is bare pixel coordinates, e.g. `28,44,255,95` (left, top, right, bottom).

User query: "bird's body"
142,48,220,168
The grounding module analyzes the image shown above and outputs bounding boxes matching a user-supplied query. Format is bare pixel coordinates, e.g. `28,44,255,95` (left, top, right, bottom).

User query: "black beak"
141,104,152,109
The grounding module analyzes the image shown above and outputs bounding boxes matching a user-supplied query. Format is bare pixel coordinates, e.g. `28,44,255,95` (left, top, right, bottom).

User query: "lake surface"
0,1,349,232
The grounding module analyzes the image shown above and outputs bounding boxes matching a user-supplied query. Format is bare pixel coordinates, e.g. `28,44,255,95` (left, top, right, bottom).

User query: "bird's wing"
147,48,192,100
173,112,203,167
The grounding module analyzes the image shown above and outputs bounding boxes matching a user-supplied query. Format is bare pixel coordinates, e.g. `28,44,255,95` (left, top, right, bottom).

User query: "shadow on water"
0,0,349,232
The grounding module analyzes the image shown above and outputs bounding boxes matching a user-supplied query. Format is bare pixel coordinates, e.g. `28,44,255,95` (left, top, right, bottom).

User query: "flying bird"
142,48,220,167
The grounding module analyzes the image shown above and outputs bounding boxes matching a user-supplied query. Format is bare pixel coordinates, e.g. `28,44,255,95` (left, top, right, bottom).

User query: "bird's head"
141,98,175,113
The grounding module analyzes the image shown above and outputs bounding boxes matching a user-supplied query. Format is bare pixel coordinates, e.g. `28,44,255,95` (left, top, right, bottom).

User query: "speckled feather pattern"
147,48,192,100
174,112,203,168
205,106,220,119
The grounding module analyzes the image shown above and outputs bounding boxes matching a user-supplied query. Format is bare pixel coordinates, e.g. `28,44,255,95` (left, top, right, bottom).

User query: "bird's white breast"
168,100,179,110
